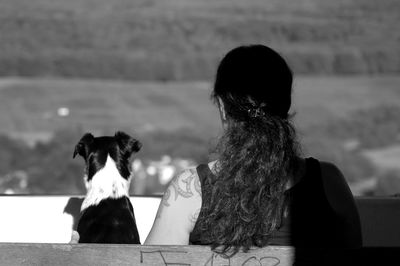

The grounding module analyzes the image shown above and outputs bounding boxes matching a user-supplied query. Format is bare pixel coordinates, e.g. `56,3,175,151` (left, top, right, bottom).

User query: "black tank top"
189,157,350,247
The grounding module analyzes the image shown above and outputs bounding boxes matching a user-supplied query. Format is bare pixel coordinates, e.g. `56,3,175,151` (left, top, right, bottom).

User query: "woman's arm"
144,168,202,245
320,161,363,248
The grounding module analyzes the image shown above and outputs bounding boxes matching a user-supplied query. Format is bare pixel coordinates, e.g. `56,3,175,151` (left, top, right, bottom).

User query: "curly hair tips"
197,114,300,256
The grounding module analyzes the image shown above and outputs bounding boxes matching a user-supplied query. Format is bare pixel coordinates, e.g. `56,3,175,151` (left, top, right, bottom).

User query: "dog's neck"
81,155,130,212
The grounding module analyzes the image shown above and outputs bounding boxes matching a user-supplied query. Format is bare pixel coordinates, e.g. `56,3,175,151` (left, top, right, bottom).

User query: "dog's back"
78,196,140,244
73,132,142,244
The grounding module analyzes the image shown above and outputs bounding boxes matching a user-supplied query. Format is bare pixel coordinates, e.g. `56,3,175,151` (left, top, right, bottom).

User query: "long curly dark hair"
195,45,300,256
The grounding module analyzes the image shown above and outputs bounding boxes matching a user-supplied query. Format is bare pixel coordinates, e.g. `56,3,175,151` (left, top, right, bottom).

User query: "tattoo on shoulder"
172,170,194,200
160,169,201,207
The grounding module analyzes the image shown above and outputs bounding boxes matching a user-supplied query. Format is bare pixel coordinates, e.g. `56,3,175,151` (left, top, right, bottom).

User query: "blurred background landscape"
0,0,399,196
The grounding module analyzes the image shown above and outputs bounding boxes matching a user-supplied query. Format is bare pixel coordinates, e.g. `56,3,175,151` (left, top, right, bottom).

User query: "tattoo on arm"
188,168,202,197
172,174,194,199
156,169,202,223
160,169,200,207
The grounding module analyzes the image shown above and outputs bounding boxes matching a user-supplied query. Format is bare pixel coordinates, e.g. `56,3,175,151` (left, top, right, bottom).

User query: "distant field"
0,0,399,79
1,76,400,141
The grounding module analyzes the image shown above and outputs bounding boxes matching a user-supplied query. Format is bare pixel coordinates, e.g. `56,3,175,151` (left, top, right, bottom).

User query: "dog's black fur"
73,131,141,244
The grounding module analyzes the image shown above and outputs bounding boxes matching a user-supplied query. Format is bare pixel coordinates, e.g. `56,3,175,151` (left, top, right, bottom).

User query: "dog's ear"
115,131,142,157
73,133,94,159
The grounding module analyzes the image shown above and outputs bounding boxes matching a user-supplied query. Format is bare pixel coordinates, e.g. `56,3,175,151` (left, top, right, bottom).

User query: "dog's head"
73,131,142,182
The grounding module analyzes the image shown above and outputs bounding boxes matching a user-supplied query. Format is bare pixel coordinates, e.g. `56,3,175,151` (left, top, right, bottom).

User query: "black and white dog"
73,131,141,244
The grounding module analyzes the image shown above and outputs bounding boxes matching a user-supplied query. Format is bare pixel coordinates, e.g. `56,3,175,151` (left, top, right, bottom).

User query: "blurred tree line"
303,105,400,194
1,104,400,195
0,128,211,194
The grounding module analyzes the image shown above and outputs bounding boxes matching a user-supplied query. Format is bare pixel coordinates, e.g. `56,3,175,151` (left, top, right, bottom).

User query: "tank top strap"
305,157,321,175
196,164,212,183
190,164,214,245
196,164,215,192
300,157,321,185
305,157,325,193
285,157,320,194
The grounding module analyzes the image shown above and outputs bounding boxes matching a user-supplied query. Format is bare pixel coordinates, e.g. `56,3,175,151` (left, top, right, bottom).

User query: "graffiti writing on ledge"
139,250,281,266
203,253,231,266
241,256,280,266
140,250,190,266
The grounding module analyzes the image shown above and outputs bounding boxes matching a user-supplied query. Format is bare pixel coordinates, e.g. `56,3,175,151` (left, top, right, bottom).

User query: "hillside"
1,77,400,195
0,0,399,80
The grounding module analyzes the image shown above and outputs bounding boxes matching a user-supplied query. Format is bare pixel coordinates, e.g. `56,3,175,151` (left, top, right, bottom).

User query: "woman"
144,44,362,255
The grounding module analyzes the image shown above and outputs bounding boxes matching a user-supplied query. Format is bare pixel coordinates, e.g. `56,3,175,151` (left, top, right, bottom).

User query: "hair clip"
247,107,265,118
247,103,266,118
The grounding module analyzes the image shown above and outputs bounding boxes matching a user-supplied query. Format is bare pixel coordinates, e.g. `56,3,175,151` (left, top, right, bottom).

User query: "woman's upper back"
189,157,362,248
145,157,362,248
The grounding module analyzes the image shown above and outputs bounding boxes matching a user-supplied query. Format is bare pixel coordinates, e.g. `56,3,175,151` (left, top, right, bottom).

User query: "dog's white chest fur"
81,155,130,211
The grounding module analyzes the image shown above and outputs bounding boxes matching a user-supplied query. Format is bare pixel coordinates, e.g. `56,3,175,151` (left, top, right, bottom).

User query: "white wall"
0,196,161,243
